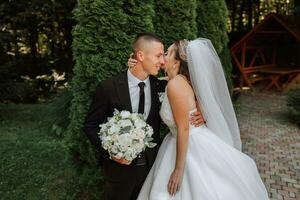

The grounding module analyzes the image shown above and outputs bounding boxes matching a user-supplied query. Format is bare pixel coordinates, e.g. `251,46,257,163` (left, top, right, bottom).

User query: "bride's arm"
167,76,195,196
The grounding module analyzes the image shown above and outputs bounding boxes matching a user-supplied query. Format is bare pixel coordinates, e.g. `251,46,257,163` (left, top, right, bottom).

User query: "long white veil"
187,38,242,150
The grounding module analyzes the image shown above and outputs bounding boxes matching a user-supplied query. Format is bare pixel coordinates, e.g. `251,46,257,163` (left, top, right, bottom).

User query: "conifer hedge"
287,88,300,127
154,0,198,46
68,0,154,197
196,0,233,87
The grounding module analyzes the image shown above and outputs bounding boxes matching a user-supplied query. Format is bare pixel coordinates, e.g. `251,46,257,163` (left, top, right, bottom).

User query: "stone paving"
236,91,300,200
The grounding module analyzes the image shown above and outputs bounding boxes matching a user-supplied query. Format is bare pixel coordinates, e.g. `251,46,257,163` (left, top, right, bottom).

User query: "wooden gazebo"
231,13,300,92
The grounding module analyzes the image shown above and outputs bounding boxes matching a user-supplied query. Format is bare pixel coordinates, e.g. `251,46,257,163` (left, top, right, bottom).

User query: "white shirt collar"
127,69,149,87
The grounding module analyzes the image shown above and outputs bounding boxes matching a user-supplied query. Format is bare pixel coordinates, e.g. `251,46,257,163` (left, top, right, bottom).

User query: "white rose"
103,136,111,142
119,119,133,128
108,125,120,135
133,129,146,140
111,134,118,141
102,141,110,150
134,119,146,129
108,117,117,124
120,110,131,119
118,133,132,147
110,145,119,154
130,132,138,140
99,123,108,130
131,113,139,121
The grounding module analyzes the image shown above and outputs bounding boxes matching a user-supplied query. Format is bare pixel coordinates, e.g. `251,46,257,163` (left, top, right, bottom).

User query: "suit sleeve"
157,79,168,92
84,83,109,159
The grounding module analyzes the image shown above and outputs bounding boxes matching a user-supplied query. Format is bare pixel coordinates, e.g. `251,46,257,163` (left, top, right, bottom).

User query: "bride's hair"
174,40,190,82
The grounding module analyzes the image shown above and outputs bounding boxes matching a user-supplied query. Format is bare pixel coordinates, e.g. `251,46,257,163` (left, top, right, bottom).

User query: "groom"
84,32,203,200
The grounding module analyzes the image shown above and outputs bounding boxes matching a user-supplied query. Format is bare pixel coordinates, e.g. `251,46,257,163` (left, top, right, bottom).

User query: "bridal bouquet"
98,109,157,162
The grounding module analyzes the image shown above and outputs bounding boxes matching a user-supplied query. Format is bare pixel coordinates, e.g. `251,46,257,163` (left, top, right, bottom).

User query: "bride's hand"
128,53,137,69
190,111,206,127
168,168,184,196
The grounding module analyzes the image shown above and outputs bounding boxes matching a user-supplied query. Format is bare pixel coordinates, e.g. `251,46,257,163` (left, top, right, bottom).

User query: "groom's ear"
136,50,144,62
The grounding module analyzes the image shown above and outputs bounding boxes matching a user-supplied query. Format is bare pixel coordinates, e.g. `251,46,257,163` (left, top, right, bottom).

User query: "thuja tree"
68,0,154,197
154,0,198,46
123,0,154,34
197,0,233,89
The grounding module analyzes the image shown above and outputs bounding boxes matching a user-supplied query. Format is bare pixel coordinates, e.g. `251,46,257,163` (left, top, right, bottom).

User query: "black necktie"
138,82,145,114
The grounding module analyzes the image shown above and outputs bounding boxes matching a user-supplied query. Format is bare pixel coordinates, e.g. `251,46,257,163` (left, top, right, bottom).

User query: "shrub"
286,88,300,127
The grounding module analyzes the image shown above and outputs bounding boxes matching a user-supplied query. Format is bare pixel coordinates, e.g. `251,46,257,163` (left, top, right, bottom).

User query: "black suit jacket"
84,71,167,168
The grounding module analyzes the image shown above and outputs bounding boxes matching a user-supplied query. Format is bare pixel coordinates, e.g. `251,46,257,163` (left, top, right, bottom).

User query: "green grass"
0,103,82,200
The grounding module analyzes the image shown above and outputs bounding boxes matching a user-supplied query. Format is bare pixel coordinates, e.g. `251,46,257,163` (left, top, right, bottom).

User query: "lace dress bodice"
159,88,197,136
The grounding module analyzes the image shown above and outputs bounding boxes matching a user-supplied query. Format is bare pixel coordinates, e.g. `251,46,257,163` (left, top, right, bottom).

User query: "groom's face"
140,41,165,76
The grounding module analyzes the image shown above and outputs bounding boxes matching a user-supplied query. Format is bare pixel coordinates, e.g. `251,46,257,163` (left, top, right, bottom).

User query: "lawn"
0,103,81,200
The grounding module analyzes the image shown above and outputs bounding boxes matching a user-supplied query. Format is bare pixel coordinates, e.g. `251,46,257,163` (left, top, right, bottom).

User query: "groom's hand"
190,111,206,127
112,157,131,165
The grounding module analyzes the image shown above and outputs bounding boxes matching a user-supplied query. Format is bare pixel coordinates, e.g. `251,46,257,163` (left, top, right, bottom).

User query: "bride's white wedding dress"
137,90,270,200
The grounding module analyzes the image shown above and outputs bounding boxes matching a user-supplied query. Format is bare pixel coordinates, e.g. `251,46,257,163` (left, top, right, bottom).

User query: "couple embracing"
84,32,270,200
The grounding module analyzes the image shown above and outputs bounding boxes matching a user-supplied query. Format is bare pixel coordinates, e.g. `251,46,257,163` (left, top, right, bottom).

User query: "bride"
131,38,269,200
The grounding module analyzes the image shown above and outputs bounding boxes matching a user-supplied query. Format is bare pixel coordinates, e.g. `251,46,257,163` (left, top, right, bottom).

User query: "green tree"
197,0,233,89
154,0,198,46
123,0,154,33
226,0,294,32
68,0,130,197
287,88,300,127
0,0,75,103
0,0,75,76
68,0,154,197
122,0,155,53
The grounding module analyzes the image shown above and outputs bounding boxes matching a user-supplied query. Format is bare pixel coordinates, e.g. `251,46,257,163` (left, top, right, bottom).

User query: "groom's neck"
129,64,149,81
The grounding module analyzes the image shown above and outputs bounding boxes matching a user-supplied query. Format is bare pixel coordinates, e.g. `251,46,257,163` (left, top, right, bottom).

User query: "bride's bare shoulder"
167,75,193,96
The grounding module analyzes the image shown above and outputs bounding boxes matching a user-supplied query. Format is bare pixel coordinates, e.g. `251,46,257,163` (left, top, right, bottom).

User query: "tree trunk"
62,19,74,74
247,0,253,30
28,15,39,76
231,0,237,31
6,41,11,52
29,16,38,59
254,0,260,26
13,29,19,58
294,0,300,16
237,0,246,31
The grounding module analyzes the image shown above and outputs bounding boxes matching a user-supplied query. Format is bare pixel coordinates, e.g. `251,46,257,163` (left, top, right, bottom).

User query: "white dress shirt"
127,69,151,119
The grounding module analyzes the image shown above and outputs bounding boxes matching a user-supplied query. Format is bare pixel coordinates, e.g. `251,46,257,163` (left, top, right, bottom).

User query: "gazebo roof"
231,13,300,53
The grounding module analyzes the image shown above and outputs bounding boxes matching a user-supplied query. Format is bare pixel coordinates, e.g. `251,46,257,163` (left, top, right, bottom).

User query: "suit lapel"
116,72,132,113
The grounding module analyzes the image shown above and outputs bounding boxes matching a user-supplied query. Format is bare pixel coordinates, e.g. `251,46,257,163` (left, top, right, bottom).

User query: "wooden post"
272,45,277,65
258,49,267,64
231,51,254,90
283,73,300,92
242,43,246,68
250,49,259,67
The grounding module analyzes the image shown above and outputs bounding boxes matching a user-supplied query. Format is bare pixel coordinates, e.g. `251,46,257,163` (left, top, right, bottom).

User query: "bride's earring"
173,64,176,69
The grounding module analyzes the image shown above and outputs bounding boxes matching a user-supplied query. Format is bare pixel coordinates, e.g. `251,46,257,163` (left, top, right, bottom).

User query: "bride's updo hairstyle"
174,39,190,81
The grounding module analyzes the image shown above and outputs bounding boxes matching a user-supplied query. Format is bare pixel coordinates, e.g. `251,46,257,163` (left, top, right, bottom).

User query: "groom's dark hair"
132,32,163,51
